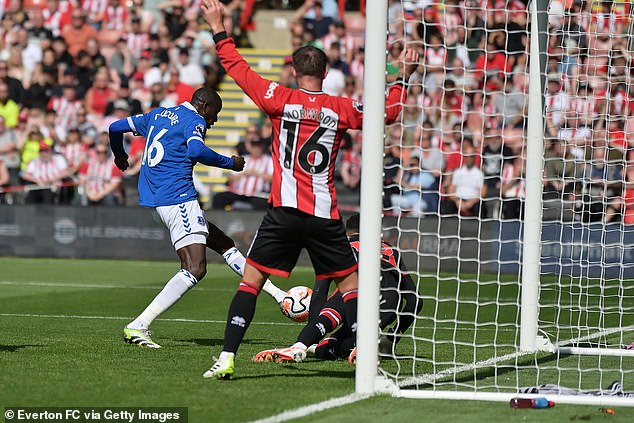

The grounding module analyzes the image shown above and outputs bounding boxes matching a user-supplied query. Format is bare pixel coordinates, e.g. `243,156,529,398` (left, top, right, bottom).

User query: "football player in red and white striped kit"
200,0,419,379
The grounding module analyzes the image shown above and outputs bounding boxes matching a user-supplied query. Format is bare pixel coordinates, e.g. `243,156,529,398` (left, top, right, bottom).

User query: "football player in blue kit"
108,87,251,348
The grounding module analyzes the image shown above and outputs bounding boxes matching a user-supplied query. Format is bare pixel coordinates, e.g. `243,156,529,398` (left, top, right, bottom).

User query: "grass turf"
0,257,632,422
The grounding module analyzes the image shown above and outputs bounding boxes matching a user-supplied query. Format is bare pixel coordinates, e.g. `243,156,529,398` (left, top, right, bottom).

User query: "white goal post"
357,0,634,405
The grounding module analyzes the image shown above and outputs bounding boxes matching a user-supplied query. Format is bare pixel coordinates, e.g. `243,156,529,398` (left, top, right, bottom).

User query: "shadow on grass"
233,367,355,381
413,352,561,389
0,345,42,352
174,338,273,347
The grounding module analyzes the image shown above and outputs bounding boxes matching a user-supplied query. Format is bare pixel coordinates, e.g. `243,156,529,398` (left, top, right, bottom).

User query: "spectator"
545,73,569,130
0,115,20,187
552,2,587,76
56,127,87,176
574,145,622,222
212,138,272,211
148,83,176,110
75,107,99,142
441,143,486,217
606,165,634,224
62,11,98,57
294,1,333,39
326,41,350,75
474,37,510,85
0,60,24,105
417,133,443,213
18,128,53,172
47,84,82,140
176,47,205,88
322,65,345,96
105,81,143,117
501,151,526,220
544,140,580,195
236,124,261,156
13,28,42,78
340,139,361,191
27,9,54,43
79,144,123,206
160,0,189,39
390,155,436,217
51,37,74,71
24,68,55,110
0,82,19,128
110,37,135,77
322,20,355,64
495,72,527,129
43,0,72,38
21,142,71,204
0,157,8,203
481,127,514,216
85,70,115,118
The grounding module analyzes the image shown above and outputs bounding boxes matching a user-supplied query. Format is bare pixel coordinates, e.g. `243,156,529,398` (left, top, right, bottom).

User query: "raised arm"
202,0,285,116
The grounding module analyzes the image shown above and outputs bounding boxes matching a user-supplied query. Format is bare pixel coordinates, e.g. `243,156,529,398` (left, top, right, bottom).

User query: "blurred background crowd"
0,0,633,224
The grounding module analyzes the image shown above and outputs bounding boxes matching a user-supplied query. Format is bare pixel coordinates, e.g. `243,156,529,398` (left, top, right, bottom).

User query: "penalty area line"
0,313,300,326
246,393,370,423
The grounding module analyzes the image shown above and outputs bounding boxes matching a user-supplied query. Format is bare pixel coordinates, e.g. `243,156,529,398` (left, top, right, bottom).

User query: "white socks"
262,281,286,303
128,269,198,330
222,247,246,276
291,342,308,351
222,247,286,303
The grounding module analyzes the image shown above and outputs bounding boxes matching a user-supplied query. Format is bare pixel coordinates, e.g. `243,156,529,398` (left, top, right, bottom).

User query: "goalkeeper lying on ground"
253,213,423,364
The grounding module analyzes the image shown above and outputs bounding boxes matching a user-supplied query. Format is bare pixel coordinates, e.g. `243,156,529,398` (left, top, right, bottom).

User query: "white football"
281,286,312,323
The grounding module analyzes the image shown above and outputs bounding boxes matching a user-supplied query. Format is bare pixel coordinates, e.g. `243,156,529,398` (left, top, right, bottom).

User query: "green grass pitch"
1,257,632,422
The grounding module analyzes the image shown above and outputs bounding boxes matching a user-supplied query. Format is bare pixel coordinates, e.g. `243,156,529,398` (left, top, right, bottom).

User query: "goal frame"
355,0,634,404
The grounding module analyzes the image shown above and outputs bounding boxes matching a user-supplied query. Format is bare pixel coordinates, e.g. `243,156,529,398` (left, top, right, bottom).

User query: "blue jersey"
128,102,208,207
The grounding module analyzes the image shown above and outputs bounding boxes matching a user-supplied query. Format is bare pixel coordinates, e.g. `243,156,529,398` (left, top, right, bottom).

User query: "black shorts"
247,207,358,278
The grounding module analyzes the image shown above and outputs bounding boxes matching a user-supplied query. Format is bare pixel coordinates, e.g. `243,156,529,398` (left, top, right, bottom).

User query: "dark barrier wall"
1,206,632,278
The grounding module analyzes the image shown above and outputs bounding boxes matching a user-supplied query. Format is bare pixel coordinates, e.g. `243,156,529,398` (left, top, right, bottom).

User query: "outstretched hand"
231,155,245,172
399,48,420,79
114,154,129,172
201,0,226,34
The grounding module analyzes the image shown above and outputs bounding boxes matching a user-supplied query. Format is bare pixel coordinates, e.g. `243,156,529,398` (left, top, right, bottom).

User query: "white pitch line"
0,313,301,326
0,280,235,292
246,393,370,423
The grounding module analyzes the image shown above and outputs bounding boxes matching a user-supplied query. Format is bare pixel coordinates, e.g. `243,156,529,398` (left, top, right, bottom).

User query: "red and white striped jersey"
569,96,598,121
545,92,569,126
56,142,87,171
103,4,126,31
438,10,463,45
349,58,364,82
43,6,72,37
216,37,405,219
230,153,274,197
82,0,108,22
126,32,149,59
502,162,526,199
25,154,69,182
80,156,122,195
425,47,446,68
322,33,356,58
47,97,82,129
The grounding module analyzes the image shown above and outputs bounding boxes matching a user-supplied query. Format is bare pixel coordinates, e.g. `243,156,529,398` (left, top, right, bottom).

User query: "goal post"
356,0,634,404
519,0,546,353
356,0,388,394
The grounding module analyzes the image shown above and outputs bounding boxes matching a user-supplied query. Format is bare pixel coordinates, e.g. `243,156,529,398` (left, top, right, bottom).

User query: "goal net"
357,0,634,405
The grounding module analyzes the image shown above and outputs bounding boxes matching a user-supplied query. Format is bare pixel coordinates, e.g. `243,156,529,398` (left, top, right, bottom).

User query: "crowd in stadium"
0,0,632,223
